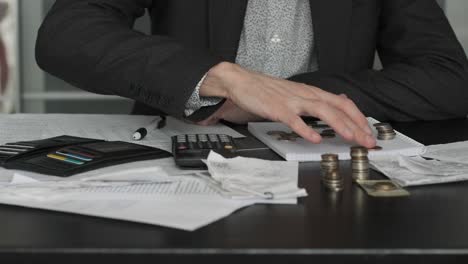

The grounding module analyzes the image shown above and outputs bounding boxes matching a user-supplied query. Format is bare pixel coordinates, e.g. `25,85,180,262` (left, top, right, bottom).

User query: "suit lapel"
208,0,248,62
309,0,353,73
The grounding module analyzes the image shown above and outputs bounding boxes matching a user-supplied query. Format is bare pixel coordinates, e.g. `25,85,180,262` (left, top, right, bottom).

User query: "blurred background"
0,0,465,114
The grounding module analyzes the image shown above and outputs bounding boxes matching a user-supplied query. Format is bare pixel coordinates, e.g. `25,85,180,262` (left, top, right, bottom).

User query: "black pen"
132,115,167,141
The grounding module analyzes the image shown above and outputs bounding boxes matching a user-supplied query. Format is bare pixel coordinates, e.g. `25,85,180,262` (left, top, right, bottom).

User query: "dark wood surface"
2,119,468,264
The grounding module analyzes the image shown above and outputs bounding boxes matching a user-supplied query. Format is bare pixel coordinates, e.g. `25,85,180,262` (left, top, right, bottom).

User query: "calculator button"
209,135,219,142
206,141,214,149
198,134,208,142
197,142,204,149
188,135,197,143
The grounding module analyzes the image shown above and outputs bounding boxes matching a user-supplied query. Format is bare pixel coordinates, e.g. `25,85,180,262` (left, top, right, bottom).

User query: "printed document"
0,114,245,152
0,174,254,231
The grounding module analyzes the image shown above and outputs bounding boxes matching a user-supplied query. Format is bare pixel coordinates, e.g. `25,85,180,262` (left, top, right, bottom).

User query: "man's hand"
199,62,376,148
197,99,264,126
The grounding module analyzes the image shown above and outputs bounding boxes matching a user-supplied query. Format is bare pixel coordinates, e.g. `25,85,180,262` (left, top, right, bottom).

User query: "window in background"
445,0,468,53
0,0,18,114
19,0,150,114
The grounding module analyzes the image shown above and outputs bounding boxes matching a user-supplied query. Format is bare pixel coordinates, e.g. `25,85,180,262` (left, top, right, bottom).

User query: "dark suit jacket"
36,0,468,122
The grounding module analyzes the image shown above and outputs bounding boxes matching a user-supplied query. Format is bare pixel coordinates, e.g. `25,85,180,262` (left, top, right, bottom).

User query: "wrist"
200,62,240,99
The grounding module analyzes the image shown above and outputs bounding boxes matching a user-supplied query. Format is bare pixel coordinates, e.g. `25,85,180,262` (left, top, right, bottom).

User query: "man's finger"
338,110,377,147
283,115,322,144
313,90,372,135
299,101,375,147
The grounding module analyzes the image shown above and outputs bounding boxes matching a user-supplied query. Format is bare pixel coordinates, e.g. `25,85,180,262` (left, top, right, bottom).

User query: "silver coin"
321,154,339,161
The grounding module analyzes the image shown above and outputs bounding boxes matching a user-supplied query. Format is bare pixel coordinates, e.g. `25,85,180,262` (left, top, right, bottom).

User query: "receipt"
371,155,468,187
398,156,468,176
203,152,307,200
423,140,468,164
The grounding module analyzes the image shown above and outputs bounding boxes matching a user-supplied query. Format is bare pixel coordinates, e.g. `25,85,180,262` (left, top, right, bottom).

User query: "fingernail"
364,126,373,135
344,128,353,139
312,133,322,143
366,135,376,145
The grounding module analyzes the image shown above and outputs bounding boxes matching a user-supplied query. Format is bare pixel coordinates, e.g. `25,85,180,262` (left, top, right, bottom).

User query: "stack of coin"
374,123,397,140
321,154,344,191
350,146,370,182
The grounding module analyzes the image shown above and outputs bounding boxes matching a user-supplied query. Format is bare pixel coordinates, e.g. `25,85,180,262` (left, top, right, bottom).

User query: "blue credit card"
56,151,93,161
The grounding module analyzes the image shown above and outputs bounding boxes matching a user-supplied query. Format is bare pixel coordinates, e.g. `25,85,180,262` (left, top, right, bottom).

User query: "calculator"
172,134,238,168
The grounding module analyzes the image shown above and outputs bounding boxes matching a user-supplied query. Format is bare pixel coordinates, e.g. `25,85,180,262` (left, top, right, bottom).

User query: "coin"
267,130,286,136
377,133,396,140
280,133,301,141
357,180,410,197
321,154,339,161
375,123,397,140
350,146,370,182
312,124,331,129
373,122,391,128
373,182,397,191
320,133,336,138
368,146,383,151
320,129,336,138
321,153,343,192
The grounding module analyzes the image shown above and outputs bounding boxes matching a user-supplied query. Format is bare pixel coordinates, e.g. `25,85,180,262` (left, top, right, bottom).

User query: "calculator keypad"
175,134,235,151
172,134,237,168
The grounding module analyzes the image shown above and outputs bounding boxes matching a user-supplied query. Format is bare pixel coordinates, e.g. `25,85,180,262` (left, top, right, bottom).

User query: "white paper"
0,114,297,231
423,140,468,165
398,155,468,176
0,114,245,153
0,195,252,231
10,173,40,184
1,174,208,200
371,156,468,187
248,117,425,161
0,175,254,231
0,115,49,143
204,152,307,201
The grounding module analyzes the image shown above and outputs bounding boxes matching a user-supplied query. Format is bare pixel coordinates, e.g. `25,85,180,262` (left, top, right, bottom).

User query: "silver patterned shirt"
185,0,318,116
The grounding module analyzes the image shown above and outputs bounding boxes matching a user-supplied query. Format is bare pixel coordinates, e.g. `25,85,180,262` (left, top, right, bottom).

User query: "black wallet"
0,135,171,177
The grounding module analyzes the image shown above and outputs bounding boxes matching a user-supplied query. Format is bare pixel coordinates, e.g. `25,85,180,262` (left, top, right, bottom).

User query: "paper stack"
0,154,306,231
371,140,468,187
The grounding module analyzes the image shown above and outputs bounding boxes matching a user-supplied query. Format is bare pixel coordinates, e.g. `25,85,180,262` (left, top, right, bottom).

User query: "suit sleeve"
290,0,468,121
36,0,223,119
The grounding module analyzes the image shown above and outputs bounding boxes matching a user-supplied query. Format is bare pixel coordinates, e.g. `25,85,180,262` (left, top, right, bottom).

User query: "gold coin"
373,182,397,191
373,122,391,128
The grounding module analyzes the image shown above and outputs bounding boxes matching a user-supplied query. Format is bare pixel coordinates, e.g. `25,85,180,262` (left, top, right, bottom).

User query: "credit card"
62,148,97,158
56,151,93,161
0,147,28,152
0,150,19,155
47,154,85,165
4,144,35,149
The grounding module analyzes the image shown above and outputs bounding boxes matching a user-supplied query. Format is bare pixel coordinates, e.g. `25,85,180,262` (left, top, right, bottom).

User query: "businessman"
36,0,468,148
